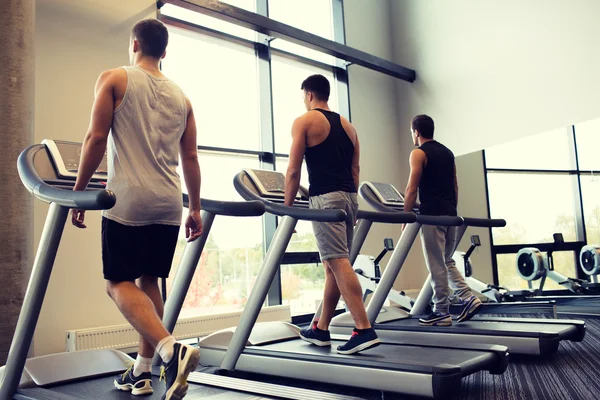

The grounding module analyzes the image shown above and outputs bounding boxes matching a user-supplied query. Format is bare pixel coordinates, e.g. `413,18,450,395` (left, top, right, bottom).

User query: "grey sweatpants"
420,225,473,314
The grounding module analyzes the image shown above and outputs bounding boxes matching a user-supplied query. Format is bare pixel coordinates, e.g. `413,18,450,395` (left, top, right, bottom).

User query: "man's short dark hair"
412,115,435,139
301,74,330,102
131,19,169,59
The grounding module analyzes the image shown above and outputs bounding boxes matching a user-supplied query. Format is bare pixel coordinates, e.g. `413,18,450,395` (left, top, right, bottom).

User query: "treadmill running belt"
383,316,578,338
14,375,266,400
248,339,499,375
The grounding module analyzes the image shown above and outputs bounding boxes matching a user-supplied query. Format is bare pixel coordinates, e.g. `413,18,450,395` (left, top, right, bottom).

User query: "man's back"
103,65,187,226
418,140,456,216
304,109,357,197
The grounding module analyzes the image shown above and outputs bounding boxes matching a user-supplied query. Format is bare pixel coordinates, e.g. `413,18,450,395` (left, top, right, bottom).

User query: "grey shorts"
309,191,358,261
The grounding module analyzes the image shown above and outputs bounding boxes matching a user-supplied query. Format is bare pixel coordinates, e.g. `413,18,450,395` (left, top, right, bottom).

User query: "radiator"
65,305,291,352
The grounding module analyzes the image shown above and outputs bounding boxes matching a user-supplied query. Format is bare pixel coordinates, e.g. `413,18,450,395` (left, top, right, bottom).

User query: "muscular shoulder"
95,68,127,98
410,148,427,165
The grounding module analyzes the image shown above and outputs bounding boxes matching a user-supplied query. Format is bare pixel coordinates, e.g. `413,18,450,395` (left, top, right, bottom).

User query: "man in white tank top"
71,19,201,399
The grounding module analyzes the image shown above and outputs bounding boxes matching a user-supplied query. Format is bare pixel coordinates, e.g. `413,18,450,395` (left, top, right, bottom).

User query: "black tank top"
304,109,356,197
418,141,457,216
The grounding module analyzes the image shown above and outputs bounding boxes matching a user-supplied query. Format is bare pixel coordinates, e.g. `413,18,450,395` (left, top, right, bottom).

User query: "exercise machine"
0,141,360,400
516,233,600,295
354,238,414,310
328,181,585,356
197,169,509,400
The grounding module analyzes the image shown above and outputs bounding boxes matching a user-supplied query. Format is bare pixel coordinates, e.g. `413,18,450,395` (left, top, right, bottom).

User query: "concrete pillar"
0,0,35,364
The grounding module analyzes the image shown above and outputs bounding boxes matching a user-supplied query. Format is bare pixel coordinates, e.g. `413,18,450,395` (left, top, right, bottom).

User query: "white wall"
34,0,156,356
344,0,429,290
455,151,494,284
391,0,600,156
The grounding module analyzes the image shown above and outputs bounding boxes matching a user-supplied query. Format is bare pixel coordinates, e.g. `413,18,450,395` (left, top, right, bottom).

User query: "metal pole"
220,216,296,371
152,211,214,366
366,223,420,324
0,204,68,399
411,276,434,316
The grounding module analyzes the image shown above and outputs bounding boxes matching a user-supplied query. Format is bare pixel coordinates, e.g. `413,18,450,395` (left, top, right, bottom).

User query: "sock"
354,327,373,334
156,336,176,364
314,326,328,333
133,355,153,377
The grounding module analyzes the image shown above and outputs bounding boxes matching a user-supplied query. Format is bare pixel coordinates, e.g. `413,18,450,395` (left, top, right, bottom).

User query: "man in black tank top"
404,115,482,326
283,75,380,355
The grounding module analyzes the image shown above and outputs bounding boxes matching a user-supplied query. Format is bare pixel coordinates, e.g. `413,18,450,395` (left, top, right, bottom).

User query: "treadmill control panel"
43,139,107,181
244,169,306,203
367,182,404,206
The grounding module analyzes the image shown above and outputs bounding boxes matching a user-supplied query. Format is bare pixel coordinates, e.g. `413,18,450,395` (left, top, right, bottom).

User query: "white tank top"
102,66,187,226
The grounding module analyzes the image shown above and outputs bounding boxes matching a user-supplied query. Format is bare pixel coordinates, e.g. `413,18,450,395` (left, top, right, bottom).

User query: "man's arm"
352,135,360,190
454,162,459,204
73,70,116,191
284,116,307,207
404,149,426,213
180,97,201,213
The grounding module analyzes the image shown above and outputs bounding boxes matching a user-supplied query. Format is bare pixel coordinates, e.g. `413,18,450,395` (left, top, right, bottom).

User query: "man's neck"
311,102,330,111
134,57,161,74
418,138,434,146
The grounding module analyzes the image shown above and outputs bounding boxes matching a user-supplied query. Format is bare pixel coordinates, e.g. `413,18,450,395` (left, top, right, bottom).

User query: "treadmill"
327,181,586,356
0,141,360,400
198,169,509,400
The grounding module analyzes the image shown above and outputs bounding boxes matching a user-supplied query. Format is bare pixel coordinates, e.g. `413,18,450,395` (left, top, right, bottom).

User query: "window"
497,251,578,291
268,0,335,64
580,174,600,244
160,1,257,41
484,127,574,170
487,173,578,244
168,153,264,317
271,55,338,154
575,117,600,171
162,28,260,151
159,0,349,318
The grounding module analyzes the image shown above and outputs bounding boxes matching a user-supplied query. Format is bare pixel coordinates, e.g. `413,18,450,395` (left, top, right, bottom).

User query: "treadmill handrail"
462,217,506,228
18,145,116,210
182,193,265,217
416,215,464,227
233,173,346,222
357,209,416,224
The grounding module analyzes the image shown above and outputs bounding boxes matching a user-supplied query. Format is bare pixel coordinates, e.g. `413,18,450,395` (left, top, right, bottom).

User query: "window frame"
484,126,590,286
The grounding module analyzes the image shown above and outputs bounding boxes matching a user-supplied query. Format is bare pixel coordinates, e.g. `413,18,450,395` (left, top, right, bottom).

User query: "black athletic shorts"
102,217,180,282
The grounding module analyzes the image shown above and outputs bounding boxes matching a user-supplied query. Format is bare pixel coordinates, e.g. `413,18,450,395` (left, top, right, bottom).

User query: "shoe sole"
299,334,331,347
419,320,452,326
114,380,154,396
162,347,200,400
457,300,483,323
337,339,381,355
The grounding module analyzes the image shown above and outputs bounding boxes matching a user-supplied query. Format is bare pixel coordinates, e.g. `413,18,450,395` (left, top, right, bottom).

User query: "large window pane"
575,117,600,171
272,56,337,154
581,174,600,244
497,251,578,291
169,153,264,317
162,28,260,151
485,127,574,170
268,0,335,64
161,2,257,41
487,173,578,244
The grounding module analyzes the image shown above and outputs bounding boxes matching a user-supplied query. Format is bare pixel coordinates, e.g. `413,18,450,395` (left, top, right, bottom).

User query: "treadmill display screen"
371,182,404,203
57,142,108,175
246,169,301,200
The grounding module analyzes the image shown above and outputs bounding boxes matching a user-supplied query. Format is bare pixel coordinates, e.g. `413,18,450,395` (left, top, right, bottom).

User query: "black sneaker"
419,312,452,326
337,328,380,355
114,365,153,395
457,295,482,322
300,321,331,346
159,343,200,400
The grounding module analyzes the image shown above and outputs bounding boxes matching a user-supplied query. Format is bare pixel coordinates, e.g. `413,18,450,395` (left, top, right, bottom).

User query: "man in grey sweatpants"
403,114,482,326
